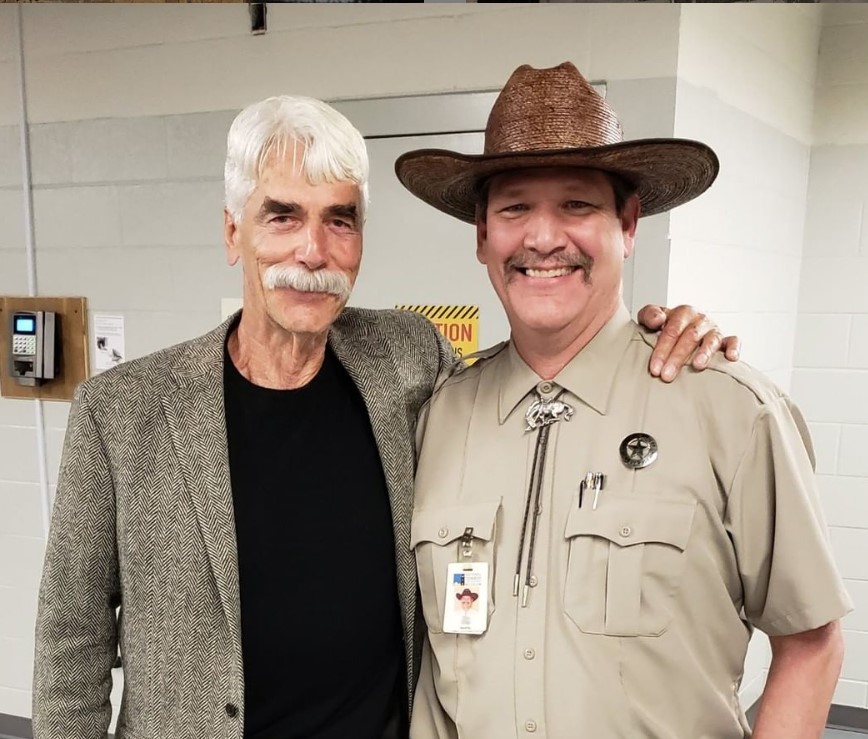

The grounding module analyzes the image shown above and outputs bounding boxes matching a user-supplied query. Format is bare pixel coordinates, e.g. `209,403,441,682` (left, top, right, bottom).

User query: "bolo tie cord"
513,390,564,607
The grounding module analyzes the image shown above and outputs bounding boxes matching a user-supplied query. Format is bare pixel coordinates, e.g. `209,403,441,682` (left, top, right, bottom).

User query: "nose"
523,209,568,255
296,222,327,270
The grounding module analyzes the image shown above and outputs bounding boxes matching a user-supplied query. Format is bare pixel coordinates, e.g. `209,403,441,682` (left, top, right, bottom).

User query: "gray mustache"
263,265,352,300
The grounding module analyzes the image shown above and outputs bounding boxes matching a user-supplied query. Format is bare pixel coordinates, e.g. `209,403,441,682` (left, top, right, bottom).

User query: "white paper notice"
93,314,126,372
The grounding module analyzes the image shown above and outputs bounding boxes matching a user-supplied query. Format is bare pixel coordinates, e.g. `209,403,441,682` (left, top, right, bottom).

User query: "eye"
268,214,297,228
564,200,592,210
330,217,357,233
499,203,529,215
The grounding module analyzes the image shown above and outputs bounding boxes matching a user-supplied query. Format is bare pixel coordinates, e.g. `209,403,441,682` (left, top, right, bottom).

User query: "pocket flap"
564,493,695,551
411,499,501,549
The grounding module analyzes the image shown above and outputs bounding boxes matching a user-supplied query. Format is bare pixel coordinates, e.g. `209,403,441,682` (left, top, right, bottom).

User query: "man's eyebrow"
490,184,529,199
257,198,300,219
323,203,359,222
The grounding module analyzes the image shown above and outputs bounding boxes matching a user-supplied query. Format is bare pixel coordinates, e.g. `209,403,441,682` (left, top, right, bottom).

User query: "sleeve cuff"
757,589,854,636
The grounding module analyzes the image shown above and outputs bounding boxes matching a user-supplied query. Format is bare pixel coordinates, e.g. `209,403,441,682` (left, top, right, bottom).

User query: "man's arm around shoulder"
33,381,120,739
752,620,844,739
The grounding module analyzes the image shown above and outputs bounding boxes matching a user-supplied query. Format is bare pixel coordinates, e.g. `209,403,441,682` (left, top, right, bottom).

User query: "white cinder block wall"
671,4,822,389
0,2,685,721
669,4,824,708
793,4,868,710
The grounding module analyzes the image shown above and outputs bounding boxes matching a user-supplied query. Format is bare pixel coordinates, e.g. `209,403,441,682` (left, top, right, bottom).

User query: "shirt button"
438,527,449,539
225,703,239,718
538,381,553,394
528,575,539,587
619,526,633,538
523,648,535,660
525,720,538,732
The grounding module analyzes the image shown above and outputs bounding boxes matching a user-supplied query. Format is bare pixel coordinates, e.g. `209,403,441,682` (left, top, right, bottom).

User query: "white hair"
224,95,369,223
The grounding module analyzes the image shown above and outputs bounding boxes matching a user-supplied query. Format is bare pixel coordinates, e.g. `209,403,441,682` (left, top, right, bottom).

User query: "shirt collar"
498,304,636,424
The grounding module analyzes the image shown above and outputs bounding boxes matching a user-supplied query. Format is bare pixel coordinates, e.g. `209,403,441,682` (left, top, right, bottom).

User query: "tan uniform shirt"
410,306,852,739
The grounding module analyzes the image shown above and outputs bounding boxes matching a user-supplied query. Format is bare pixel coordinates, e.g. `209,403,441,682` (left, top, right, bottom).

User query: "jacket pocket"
411,499,501,634
563,493,695,637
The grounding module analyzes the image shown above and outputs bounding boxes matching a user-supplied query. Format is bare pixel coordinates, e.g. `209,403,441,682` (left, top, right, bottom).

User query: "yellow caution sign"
397,305,479,361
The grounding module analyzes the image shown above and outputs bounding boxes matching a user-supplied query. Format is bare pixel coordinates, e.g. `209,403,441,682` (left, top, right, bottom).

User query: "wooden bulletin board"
0,296,89,402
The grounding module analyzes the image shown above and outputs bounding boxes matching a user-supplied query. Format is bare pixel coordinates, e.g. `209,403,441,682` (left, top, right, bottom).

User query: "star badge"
619,433,658,469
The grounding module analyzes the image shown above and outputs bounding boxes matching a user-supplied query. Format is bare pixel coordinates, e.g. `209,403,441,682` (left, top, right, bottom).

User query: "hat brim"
395,139,719,224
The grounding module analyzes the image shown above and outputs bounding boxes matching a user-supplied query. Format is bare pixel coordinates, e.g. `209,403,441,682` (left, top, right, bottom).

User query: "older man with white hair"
33,94,737,739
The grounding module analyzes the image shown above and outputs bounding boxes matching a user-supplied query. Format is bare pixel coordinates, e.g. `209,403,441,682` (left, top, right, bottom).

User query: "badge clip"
460,527,474,560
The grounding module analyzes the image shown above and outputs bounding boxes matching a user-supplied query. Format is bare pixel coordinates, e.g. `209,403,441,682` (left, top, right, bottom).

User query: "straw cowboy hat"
395,62,719,224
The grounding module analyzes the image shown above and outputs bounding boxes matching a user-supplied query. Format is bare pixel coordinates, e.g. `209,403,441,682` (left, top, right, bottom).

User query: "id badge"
443,562,489,635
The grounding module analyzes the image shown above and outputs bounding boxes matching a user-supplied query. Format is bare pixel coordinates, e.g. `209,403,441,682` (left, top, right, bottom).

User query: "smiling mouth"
518,266,580,278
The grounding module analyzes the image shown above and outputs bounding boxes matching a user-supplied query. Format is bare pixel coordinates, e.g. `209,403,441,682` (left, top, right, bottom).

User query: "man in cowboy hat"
400,62,851,739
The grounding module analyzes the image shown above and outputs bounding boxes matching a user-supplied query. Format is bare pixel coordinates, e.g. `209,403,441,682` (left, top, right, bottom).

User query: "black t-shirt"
224,340,406,739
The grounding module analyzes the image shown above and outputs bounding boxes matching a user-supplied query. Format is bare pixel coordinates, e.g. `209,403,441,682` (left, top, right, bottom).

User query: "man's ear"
621,194,640,260
476,217,488,266
224,209,240,266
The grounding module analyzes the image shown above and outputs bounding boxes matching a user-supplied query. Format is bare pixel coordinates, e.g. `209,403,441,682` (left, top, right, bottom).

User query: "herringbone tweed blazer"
33,307,455,739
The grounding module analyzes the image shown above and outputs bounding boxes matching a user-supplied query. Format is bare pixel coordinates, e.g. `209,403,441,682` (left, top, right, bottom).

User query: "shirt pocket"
563,493,695,637
411,499,501,634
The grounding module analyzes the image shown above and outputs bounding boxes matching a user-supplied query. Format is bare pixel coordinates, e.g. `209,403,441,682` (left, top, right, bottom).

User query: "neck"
228,313,329,390
512,302,621,380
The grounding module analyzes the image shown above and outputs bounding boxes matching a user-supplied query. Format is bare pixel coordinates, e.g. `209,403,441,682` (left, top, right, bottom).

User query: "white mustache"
263,264,352,300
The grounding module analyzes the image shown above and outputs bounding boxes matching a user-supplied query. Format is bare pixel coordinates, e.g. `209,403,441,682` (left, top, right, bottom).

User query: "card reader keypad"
13,335,37,355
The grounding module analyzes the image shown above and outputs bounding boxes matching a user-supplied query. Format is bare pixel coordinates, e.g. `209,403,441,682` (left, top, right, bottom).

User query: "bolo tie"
513,388,574,607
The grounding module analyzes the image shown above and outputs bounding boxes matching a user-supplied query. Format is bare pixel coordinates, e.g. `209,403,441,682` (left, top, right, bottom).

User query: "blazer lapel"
330,321,415,544
329,317,418,636
160,319,241,652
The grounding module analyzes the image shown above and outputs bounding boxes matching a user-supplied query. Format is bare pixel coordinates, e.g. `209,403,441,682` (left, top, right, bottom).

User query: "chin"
273,308,341,336
267,294,345,335
512,309,577,335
